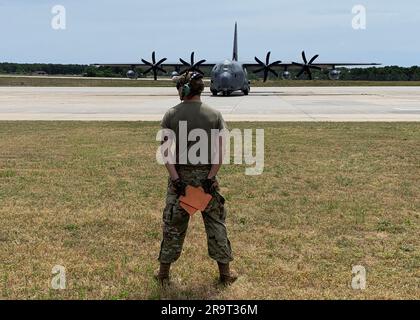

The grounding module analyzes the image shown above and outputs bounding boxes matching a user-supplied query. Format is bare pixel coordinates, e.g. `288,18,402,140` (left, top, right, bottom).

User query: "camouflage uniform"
158,165,233,264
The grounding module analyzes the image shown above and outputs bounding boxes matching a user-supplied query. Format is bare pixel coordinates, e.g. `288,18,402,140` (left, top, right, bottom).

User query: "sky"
0,0,419,66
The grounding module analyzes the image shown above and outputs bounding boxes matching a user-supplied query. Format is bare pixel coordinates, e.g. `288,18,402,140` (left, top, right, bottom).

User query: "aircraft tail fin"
232,22,238,61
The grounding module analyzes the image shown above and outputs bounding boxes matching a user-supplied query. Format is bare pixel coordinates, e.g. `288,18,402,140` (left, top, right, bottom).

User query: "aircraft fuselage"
210,60,250,96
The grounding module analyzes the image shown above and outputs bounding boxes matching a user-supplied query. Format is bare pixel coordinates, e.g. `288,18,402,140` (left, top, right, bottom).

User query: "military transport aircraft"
93,23,380,96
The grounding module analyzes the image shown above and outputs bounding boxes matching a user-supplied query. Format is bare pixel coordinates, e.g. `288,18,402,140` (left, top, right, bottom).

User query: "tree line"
1,63,420,81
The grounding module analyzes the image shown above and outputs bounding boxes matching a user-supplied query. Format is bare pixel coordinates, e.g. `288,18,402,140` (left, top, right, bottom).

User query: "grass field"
0,76,175,87
0,122,419,300
1,75,420,87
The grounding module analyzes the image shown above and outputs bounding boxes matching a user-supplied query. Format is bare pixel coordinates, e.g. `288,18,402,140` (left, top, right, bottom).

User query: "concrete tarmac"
0,87,419,121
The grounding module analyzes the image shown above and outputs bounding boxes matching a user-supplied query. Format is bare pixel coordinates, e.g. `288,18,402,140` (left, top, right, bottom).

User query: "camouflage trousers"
158,165,233,264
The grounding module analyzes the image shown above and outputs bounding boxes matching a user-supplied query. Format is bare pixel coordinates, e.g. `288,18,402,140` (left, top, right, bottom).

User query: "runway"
0,87,420,121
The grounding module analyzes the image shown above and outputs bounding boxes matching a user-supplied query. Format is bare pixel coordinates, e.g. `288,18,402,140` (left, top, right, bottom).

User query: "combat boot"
154,262,171,286
217,262,238,285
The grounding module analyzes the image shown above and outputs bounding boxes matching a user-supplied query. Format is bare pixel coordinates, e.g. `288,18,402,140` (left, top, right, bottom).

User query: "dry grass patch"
0,121,419,299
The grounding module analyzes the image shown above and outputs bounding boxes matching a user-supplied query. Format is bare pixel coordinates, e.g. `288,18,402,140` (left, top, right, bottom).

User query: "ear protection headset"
181,81,191,98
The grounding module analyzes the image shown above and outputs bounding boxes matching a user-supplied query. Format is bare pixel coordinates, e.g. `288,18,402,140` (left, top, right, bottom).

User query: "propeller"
292,51,322,80
141,51,167,80
179,52,207,75
253,52,282,82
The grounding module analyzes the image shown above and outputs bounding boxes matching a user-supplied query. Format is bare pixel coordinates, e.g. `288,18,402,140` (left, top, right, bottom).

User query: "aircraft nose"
220,72,232,89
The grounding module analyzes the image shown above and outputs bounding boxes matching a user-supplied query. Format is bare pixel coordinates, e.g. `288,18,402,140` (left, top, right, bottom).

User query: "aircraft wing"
307,62,381,68
243,51,381,81
92,51,216,80
92,62,216,68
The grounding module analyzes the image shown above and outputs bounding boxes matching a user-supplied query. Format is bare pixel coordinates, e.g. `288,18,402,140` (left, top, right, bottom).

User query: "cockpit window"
223,63,232,71
213,63,234,73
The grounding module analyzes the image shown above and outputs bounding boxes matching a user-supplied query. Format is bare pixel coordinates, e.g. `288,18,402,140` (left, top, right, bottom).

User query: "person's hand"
202,177,218,194
172,178,187,197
